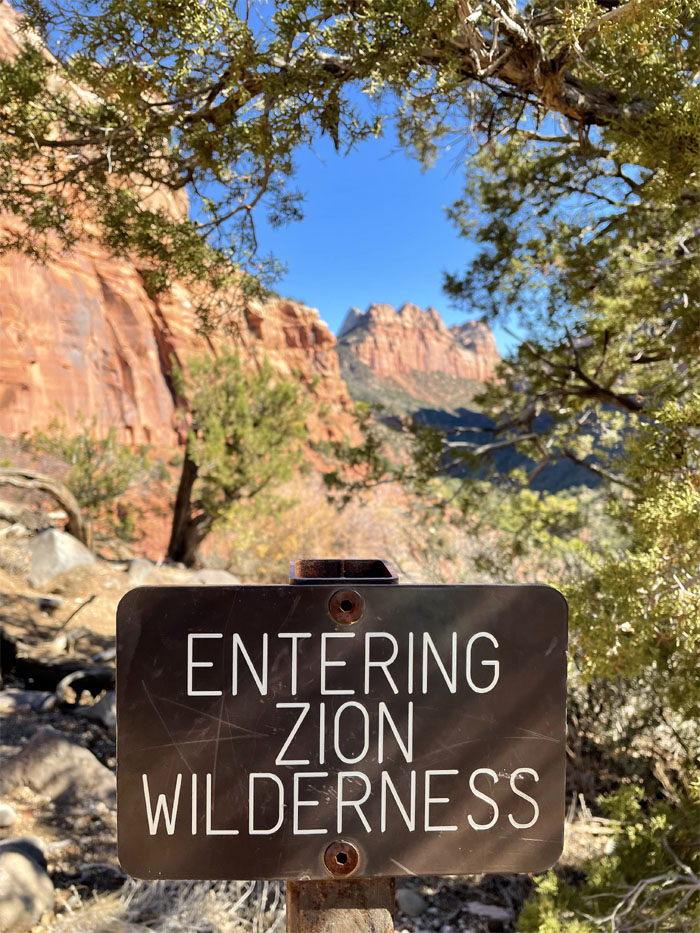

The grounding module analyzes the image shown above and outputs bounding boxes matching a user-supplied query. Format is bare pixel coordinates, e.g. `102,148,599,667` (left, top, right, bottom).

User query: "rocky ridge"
336,303,499,412
338,303,499,383
0,242,356,448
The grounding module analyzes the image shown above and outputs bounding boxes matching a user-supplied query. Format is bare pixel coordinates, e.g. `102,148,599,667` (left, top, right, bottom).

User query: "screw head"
328,589,365,625
324,840,360,876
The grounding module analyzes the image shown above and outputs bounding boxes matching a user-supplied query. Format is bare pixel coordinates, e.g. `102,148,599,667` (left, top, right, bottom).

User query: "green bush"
26,415,162,541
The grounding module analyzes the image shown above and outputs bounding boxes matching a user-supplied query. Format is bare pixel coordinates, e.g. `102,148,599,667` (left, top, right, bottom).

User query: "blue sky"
253,131,513,356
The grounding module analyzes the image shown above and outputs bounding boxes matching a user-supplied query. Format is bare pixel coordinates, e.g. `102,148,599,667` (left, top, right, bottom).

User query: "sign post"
285,560,398,933
116,558,567,931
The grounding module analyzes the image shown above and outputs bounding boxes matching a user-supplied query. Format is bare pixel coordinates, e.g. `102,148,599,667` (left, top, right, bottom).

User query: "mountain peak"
336,302,499,386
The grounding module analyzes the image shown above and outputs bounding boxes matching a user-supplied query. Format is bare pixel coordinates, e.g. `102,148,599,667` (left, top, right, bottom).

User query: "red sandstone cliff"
337,302,499,390
0,5,355,448
0,244,356,446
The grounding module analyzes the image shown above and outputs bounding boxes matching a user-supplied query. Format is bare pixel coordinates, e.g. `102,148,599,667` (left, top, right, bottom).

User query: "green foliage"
176,350,309,529
167,349,311,565
427,6,700,930
458,477,597,582
518,781,700,931
26,415,159,541
321,401,398,508
4,0,698,310
570,396,700,720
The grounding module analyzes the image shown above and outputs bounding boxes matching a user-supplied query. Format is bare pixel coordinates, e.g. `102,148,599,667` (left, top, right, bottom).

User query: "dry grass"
46,879,285,932
203,474,496,586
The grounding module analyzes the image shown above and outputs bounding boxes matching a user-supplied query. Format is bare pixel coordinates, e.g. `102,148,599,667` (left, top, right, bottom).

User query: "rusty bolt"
323,840,360,877
328,589,365,625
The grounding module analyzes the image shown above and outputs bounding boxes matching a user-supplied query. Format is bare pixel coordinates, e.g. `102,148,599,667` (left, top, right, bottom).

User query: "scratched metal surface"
116,584,567,880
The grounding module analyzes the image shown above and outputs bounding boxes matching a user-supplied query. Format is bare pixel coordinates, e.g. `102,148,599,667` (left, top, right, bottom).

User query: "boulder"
0,806,16,830
0,839,46,867
465,901,512,925
0,839,54,932
0,726,116,810
190,568,241,586
27,530,95,589
127,558,155,585
396,887,428,917
0,690,57,714
80,691,116,729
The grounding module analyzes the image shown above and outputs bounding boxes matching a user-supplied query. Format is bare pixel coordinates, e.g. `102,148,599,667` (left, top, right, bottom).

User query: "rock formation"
0,246,356,446
0,3,356,448
337,302,499,388
450,320,500,379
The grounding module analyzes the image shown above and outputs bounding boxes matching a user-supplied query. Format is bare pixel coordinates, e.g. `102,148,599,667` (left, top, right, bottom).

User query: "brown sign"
116,584,567,880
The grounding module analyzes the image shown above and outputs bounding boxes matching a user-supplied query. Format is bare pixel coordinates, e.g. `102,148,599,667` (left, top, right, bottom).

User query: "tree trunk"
178,513,213,568
167,453,212,567
0,469,92,549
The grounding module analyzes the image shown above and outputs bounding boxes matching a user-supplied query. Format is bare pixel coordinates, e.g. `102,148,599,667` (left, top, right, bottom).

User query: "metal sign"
116,582,567,880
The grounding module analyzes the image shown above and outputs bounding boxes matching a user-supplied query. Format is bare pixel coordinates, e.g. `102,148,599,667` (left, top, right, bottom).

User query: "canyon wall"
0,3,355,448
0,246,356,446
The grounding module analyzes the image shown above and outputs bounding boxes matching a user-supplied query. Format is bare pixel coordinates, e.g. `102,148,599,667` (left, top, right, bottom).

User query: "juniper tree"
2,1,694,311
167,350,309,567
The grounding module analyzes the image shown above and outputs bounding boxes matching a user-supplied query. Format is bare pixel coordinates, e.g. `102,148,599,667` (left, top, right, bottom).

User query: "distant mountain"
336,302,499,413
336,302,596,491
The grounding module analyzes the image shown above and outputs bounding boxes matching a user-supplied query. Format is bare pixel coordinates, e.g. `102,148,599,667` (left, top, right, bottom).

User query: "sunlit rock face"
0,4,356,448
337,302,500,384
0,250,357,446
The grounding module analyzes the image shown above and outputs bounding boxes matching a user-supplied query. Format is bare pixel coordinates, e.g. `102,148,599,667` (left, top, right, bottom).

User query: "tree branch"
579,1,656,48
0,469,92,548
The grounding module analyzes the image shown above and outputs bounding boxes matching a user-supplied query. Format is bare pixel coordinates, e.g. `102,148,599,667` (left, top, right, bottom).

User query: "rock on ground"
0,690,56,714
127,558,155,585
0,806,16,830
79,691,116,729
27,530,95,589
466,901,513,924
0,839,54,932
396,887,428,917
0,726,116,809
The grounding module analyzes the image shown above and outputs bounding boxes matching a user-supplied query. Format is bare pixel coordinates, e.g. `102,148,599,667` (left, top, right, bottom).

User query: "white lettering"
187,633,222,696
142,772,182,835
191,773,197,835
277,632,311,695
381,770,416,831
466,632,500,693
206,773,239,834
334,701,370,764
378,701,413,763
321,632,355,695
319,701,326,764
468,768,499,830
364,633,399,694
422,632,457,694
508,768,540,829
232,633,268,696
424,770,458,831
337,771,372,833
293,771,328,835
249,773,285,835
275,703,311,766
